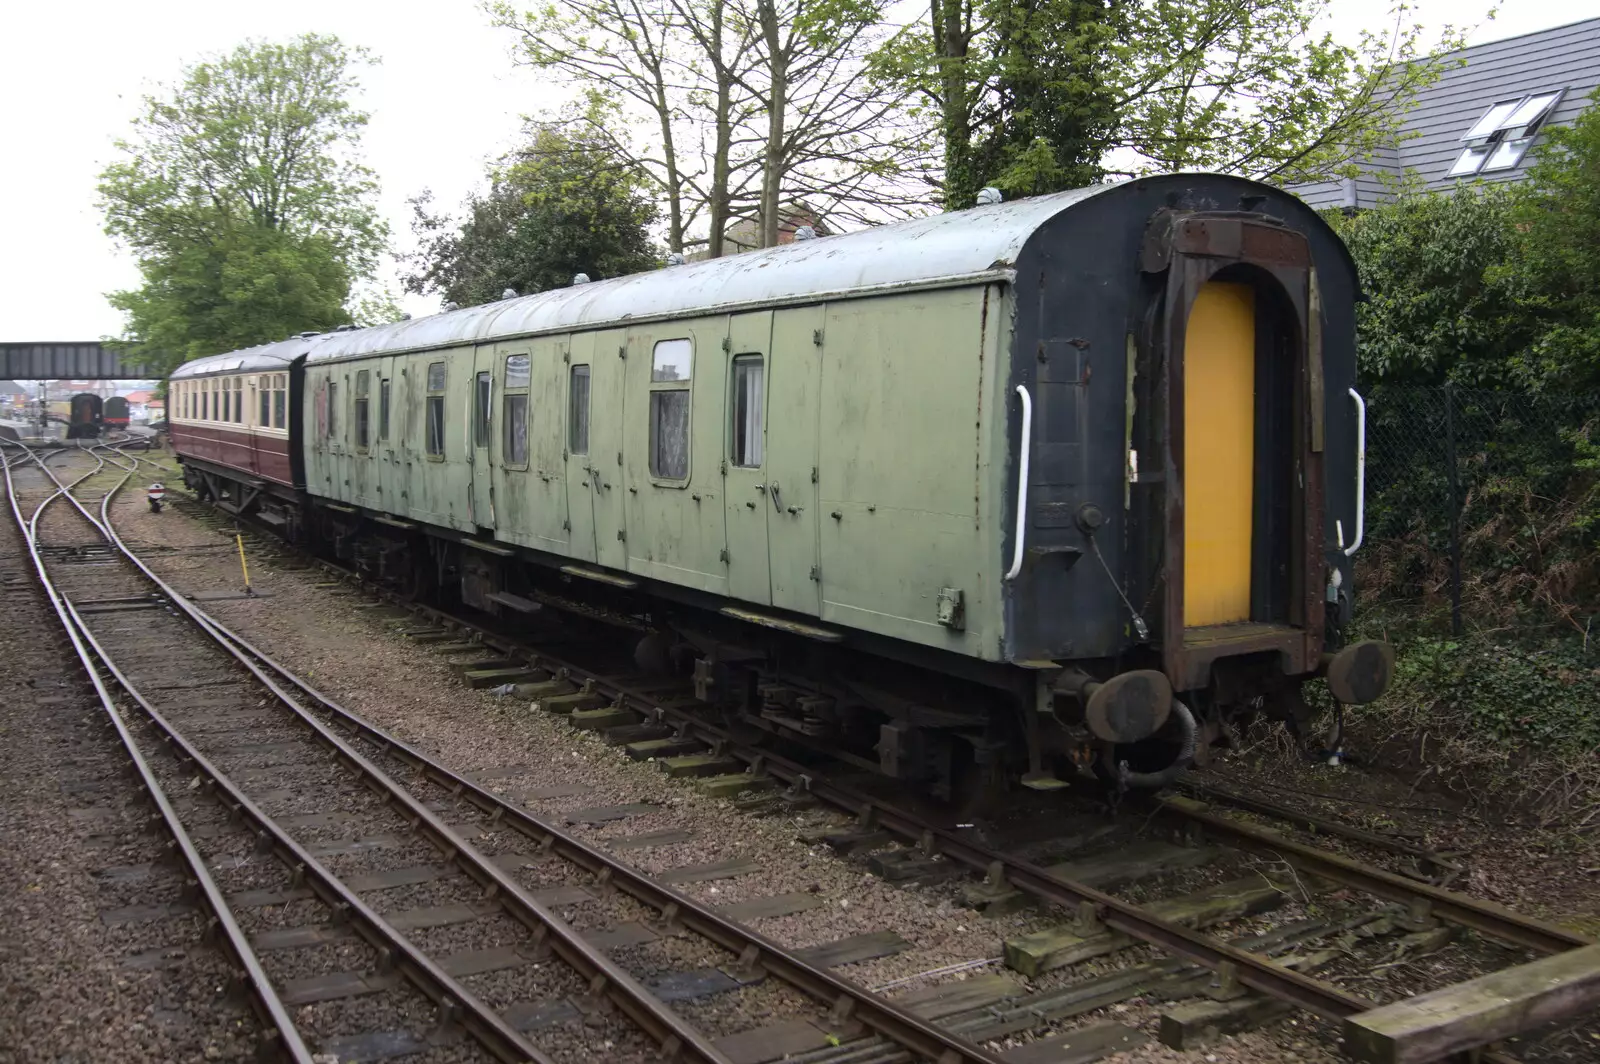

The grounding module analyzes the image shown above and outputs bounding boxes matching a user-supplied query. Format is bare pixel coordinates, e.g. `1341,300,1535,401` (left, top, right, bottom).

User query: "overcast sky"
2,0,1594,343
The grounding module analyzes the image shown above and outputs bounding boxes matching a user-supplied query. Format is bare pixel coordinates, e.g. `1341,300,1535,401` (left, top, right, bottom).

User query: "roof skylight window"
1451,88,1565,176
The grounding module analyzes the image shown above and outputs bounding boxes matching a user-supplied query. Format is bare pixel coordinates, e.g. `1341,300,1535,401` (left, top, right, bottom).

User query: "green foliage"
1508,88,1600,391
874,0,1119,208
99,34,388,373
404,123,661,306
877,0,1463,210
108,222,353,365
1104,0,1459,183
1374,633,1600,754
1326,184,1532,387
1324,94,1600,392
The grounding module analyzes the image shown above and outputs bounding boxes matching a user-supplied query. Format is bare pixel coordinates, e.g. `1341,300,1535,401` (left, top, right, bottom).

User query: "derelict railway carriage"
168,174,1394,804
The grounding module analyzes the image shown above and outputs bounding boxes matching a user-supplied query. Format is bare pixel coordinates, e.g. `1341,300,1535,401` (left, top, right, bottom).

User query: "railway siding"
68,441,1600,1062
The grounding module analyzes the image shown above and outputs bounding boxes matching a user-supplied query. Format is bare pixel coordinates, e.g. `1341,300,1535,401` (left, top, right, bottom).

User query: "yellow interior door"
1183,281,1256,627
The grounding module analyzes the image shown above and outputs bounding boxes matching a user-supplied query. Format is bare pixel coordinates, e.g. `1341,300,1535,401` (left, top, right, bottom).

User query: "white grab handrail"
1345,386,1366,557
1005,384,1032,581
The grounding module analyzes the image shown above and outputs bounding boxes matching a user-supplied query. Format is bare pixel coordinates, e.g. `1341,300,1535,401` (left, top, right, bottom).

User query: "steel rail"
61,596,550,1064
89,471,746,1064
218,560,1382,1023
161,477,1552,1060
1154,795,1591,956
306,580,1538,1030
0,443,316,1064
98,476,1011,1064
19,444,548,1064
1176,780,1460,869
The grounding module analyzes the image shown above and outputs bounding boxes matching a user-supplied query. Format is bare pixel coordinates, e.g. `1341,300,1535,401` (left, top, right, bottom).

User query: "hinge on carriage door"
721,337,732,352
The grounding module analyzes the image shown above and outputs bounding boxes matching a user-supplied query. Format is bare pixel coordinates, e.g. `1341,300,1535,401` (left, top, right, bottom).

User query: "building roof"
0,380,23,394
1296,16,1600,210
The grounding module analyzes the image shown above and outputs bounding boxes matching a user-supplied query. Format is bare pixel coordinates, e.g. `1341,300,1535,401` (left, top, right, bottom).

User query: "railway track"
138,452,1600,1064
4,440,1056,1063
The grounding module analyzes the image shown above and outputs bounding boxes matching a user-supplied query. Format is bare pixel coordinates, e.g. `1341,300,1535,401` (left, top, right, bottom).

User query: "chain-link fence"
1359,386,1600,636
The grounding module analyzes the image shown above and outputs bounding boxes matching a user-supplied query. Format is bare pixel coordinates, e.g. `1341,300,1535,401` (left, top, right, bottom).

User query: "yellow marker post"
235,532,254,596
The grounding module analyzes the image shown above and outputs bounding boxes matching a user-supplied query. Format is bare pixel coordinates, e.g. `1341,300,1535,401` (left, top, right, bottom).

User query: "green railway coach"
173,173,1392,803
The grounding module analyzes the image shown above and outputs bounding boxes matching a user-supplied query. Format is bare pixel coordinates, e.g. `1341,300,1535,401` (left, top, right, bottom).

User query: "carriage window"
379,378,391,440
204,380,211,421
504,392,528,465
504,355,529,466
327,380,337,438
649,339,692,479
730,355,763,468
235,378,243,423
425,361,446,457
273,374,286,429
259,378,270,426
355,370,371,449
505,354,530,388
474,371,491,448
568,364,590,455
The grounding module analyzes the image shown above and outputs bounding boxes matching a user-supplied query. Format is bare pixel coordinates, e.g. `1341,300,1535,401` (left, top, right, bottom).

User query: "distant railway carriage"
167,348,300,527
66,393,102,439
103,395,130,431
169,174,1393,801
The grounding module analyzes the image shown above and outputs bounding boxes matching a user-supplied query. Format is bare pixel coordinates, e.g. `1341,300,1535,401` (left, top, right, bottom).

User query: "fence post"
1444,384,1463,637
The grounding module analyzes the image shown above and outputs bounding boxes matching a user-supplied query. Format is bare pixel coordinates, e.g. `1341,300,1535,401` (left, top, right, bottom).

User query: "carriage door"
373,356,397,513
766,306,825,616
588,328,630,571
724,312,773,605
562,334,599,563
470,345,497,530
1183,282,1256,626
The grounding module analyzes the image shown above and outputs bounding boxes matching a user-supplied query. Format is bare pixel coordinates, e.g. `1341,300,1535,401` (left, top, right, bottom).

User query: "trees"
878,0,1462,209
1510,90,1600,390
99,35,388,372
1324,93,1600,392
1326,184,1530,387
403,124,661,307
490,0,927,254
876,0,1120,208
488,0,750,255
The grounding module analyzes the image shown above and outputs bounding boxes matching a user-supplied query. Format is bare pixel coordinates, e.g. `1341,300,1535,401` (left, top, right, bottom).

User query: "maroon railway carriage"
168,340,306,530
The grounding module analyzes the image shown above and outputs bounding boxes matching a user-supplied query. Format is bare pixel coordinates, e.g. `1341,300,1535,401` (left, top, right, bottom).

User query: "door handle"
770,481,783,513
1342,387,1366,557
1005,384,1032,581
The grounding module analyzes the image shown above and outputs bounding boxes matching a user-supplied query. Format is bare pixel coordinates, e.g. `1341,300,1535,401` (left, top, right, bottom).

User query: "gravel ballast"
98,462,1600,1064
0,450,260,1063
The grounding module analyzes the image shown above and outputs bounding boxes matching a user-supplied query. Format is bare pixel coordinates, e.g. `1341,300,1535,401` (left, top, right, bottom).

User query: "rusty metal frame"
1140,211,1326,691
